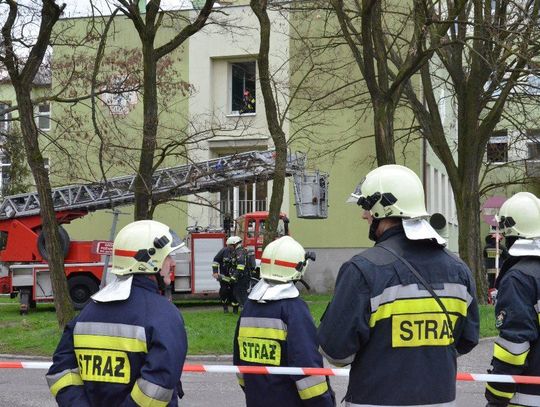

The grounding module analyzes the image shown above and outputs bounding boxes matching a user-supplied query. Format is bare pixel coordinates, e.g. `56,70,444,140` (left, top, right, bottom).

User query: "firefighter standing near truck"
232,241,257,307
46,220,188,407
233,235,335,407
213,236,242,314
318,164,479,406
485,192,540,406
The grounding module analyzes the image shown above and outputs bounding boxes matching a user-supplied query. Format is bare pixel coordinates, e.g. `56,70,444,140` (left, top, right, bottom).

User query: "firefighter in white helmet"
318,164,479,406
46,220,188,407
212,235,244,314
233,236,335,406
486,192,540,406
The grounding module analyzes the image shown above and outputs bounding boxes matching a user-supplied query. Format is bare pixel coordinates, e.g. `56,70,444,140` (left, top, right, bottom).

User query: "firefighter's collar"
91,274,133,303
402,218,446,246
248,279,299,302
508,239,540,257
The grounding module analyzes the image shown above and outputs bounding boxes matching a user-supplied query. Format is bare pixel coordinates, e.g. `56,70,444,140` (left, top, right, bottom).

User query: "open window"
230,61,256,115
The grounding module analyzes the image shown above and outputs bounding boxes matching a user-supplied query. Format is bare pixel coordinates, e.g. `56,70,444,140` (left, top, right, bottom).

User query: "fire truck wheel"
37,226,71,260
68,275,99,310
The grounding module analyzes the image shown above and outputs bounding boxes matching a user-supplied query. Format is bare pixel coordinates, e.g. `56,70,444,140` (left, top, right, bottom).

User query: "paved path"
0,339,494,406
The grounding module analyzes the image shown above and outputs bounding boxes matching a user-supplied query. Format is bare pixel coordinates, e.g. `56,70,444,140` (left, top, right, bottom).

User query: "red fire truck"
0,150,327,313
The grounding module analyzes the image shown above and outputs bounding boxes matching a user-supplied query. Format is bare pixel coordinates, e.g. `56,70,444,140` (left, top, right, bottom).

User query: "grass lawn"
0,295,497,357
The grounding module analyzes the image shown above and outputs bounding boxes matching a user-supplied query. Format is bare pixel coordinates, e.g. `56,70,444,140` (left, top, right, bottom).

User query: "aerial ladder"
0,150,328,312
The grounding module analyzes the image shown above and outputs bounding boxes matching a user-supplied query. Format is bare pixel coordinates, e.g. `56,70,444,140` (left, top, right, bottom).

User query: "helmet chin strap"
155,272,167,294
369,218,381,242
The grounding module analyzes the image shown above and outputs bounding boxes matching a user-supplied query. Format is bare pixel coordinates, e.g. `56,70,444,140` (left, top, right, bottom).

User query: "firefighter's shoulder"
351,245,398,267
508,257,540,278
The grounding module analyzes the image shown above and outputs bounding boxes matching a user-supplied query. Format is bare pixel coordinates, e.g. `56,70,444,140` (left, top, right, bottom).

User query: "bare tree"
399,0,540,297
114,0,215,220
0,0,75,326
330,0,467,165
249,0,288,246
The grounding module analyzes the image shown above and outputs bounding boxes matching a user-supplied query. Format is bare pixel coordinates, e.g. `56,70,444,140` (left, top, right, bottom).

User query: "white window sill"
226,113,256,118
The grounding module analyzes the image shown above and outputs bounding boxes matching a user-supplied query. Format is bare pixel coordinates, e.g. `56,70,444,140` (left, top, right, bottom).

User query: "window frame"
36,102,51,131
229,60,257,116
486,130,509,164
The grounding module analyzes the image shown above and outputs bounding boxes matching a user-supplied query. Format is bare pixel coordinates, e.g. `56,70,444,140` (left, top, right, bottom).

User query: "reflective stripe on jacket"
46,275,188,406
317,227,479,406
485,256,540,406
233,296,335,407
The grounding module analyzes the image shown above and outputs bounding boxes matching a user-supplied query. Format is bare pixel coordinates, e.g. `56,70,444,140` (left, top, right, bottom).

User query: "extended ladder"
0,150,306,219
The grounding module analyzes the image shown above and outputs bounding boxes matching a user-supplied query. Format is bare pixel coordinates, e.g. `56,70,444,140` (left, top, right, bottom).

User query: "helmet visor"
170,229,183,248
346,178,381,211
346,179,364,204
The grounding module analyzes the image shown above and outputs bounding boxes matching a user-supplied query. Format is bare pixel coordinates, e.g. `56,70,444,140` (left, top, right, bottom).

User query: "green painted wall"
286,6,422,249
50,13,191,239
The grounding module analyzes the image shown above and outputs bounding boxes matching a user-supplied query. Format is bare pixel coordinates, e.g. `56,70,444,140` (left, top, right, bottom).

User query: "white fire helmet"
347,164,428,219
226,235,242,246
497,192,540,238
111,220,184,276
260,236,310,283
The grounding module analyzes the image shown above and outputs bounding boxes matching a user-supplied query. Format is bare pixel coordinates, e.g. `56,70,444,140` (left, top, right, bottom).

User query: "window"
36,103,51,131
230,61,256,114
486,130,509,163
528,141,540,160
0,103,11,135
0,152,11,196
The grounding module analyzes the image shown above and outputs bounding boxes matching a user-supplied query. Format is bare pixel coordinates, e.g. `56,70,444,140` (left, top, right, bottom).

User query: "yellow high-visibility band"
131,382,168,407
49,373,83,397
370,297,467,327
486,384,514,400
298,381,329,400
493,343,529,366
74,334,147,353
238,327,287,341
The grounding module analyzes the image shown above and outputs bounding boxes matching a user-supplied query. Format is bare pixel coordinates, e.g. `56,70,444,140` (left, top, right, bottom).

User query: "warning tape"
2,361,540,384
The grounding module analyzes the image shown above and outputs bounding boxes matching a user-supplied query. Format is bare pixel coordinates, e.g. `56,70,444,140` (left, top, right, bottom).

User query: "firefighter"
46,220,188,407
240,89,255,114
317,164,479,406
233,236,335,407
485,192,540,406
212,235,242,314
232,240,257,307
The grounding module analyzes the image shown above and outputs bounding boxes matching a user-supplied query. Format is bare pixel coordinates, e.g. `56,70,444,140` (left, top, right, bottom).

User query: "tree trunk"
134,44,158,221
373,99,396,165
455,174,487,304
14,85,75,326
250,0,288,248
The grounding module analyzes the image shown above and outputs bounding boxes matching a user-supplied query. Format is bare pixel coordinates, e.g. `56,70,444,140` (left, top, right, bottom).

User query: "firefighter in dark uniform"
213,235,242,314
233,236,335,407
485,192,540,407
46,220,188,406
318,164,479,407
233,242,257,307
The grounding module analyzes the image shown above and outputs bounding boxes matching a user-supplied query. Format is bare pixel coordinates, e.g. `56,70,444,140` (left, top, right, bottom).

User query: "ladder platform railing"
0,150,305,220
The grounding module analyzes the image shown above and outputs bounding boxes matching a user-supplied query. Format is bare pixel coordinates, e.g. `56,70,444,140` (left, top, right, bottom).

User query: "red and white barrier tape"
1,361,540,384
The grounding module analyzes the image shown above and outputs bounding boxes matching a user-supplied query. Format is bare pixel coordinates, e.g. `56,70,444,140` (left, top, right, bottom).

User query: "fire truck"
0,150,328,313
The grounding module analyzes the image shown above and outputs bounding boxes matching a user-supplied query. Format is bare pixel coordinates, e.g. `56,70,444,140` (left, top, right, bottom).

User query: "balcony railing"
219,199,267,222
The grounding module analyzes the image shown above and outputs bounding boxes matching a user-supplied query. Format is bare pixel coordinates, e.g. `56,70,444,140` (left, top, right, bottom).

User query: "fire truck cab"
234,211,289,261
